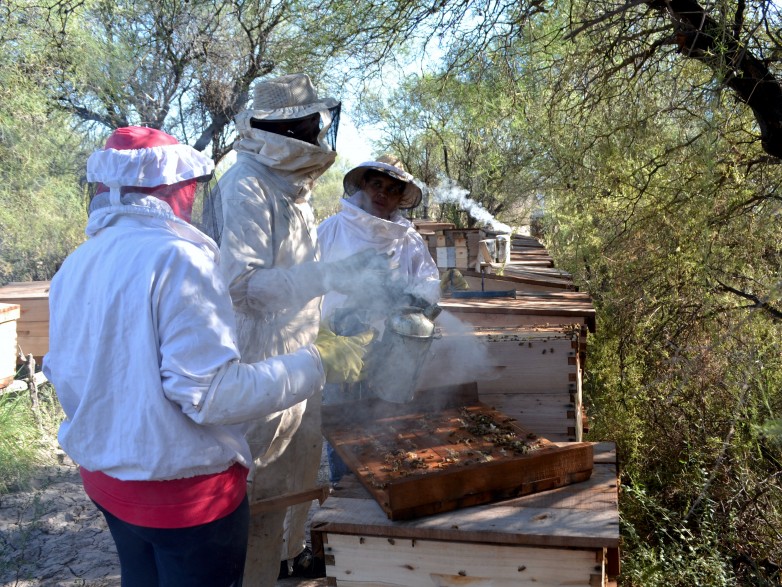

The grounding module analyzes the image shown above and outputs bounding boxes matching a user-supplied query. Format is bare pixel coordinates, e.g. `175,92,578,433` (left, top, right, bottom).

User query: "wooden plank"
312,443,619,550
462,266,574,289
460,274,573,293
323,534,601,586
14,322,49,337
412,221,456,232
13,336,49,357
0,281,52,299
250,485,330,515
439,292,596,333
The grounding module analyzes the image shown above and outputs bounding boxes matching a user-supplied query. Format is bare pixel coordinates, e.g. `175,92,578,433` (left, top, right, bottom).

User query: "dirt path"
0,451,328,587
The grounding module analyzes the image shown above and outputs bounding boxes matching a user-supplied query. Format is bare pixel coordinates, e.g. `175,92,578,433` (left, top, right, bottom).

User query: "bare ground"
0,450,328,587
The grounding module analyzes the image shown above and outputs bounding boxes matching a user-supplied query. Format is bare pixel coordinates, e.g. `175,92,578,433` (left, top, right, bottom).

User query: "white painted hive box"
0,303,21,388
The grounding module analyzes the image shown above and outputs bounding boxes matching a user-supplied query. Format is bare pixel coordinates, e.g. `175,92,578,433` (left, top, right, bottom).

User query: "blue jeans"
326,441,350,485
95,496,249,587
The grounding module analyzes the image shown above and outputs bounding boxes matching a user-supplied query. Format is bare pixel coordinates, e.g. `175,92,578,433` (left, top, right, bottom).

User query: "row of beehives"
414,223,515,270
313,224,619,587
415,221,557,270
413,221,594,443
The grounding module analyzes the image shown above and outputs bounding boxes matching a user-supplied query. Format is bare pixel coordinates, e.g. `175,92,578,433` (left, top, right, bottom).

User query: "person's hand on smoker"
323,249,392,294
314,324,375,384
439,268,469,293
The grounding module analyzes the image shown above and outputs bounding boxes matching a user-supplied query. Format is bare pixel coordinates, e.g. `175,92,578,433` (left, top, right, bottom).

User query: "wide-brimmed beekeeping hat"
343,154,423,209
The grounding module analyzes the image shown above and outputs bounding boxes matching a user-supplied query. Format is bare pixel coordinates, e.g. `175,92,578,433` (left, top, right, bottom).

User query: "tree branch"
713,277,782,320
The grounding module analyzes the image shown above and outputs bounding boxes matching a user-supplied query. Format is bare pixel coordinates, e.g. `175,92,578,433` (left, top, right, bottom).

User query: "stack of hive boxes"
413,220,484,270
312,226,619,586
0,281,51,366
410,223,594,443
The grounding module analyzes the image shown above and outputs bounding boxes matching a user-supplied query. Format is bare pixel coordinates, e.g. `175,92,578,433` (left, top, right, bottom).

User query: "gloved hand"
314,324,375,384
323,249,393,294
439,268,469,293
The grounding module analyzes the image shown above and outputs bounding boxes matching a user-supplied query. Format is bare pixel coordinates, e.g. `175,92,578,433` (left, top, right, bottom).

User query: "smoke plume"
415,310,500,393
431,177,512,233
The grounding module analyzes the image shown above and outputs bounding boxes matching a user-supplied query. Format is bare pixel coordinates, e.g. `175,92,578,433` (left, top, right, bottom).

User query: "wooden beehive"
311,442,620,587
423,227,483,269
0,281,50,364
0,303,21,388
416,325,586,442
322,384,593,521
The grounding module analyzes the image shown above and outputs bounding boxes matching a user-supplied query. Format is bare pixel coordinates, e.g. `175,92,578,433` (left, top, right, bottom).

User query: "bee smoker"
362,304,441,403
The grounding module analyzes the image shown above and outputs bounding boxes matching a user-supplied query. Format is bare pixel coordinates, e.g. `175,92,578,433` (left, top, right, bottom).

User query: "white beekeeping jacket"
317,194,440,320
44,194,324,481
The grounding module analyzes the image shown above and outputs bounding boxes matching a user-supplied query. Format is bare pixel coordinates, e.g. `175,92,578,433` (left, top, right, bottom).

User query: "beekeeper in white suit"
211,73,388,583
318,155,441,319
44,126,371,587
317,155,442,483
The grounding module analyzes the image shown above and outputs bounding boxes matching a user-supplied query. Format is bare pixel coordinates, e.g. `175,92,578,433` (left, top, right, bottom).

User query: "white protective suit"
318,193,440,321
215,110,335,582
44,193,325,482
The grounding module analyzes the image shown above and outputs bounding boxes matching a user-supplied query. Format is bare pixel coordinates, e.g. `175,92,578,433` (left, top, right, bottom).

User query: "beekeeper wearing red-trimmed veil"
43,126,372,587
208,73,389,583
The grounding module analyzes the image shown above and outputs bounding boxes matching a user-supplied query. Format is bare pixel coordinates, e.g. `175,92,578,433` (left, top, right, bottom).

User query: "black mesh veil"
194,103,340,245
324,103,340,152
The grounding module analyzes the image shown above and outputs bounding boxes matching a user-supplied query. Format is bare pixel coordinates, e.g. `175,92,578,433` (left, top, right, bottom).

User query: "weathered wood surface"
459,269,575,293
509,250,554,266
322,533,604,586
412,220,457,233
313,442,619,550
439,291,596,333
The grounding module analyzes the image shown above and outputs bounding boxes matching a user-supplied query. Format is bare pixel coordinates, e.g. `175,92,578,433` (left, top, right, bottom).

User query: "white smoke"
415,310,500,392
430,177,513,233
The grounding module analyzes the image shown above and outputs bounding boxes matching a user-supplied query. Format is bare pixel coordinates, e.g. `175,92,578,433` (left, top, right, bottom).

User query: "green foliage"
312,156,354,222
0,385,64,494
359,68,538,229
620,484,735,586
533,14,782,581
0,3,91,284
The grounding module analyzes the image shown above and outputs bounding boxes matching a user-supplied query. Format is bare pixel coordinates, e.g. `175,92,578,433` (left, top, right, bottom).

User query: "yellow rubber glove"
314,325,375,384
439,268,470,293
